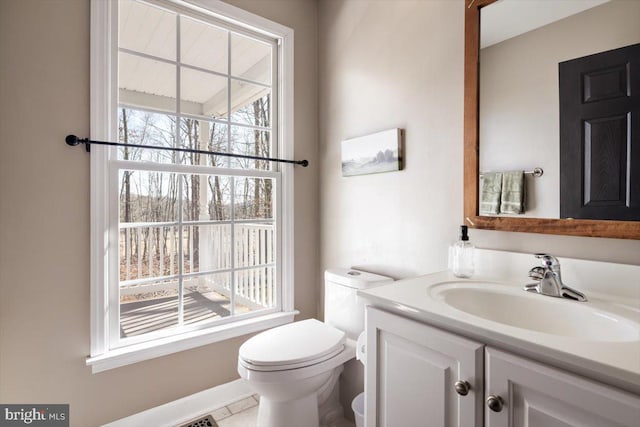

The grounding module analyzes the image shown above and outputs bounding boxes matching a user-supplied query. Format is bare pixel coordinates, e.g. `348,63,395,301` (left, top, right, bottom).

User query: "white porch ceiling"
118,0,271,118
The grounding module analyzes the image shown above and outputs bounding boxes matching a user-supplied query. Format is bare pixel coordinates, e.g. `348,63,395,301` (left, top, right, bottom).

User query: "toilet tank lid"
325,268,393,289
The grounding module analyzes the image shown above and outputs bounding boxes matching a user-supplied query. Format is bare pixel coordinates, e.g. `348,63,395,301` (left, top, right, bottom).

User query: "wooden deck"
120,289,249,337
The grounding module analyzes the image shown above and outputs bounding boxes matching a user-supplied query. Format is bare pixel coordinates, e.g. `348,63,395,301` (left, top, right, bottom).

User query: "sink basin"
430,281,640,342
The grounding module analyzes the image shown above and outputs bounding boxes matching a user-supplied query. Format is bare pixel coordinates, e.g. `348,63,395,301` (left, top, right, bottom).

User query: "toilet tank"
324,268,393,339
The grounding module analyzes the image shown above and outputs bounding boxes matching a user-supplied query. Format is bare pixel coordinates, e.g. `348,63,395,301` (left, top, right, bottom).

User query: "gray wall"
317,0,640,288
0,1,318,426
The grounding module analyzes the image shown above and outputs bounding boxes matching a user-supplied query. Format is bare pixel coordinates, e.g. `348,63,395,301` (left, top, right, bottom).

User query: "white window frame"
87,0,296,373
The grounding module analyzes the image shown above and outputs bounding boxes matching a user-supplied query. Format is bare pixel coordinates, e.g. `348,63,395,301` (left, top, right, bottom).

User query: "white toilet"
237,268,393,427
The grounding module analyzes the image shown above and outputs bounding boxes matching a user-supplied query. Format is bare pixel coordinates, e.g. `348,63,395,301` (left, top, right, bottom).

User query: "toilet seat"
239,345,345,372
238,319,346,372
238,339,356,384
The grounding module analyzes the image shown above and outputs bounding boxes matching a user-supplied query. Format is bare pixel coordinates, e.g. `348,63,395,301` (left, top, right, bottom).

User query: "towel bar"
479,167,543,178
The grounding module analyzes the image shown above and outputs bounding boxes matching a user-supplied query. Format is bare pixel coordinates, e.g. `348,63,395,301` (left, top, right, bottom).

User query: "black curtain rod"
65,135,309,167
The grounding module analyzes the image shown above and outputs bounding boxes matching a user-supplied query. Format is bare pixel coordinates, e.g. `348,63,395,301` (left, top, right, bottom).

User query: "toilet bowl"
237,268,393,427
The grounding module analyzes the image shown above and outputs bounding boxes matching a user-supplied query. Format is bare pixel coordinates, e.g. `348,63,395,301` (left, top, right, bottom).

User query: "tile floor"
214,395,259,427
196,395,356,427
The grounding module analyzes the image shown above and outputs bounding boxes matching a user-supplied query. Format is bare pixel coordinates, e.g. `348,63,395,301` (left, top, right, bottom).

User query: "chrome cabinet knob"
454,380,471,396
486,395,504,412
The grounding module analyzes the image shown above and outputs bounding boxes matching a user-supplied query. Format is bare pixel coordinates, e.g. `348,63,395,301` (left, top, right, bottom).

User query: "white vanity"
358,250,640,427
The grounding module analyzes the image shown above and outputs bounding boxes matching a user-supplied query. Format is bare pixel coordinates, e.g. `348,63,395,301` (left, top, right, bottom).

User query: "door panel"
378,331,448,425
486,348,640,427
583,114,627,206
365,307,483,427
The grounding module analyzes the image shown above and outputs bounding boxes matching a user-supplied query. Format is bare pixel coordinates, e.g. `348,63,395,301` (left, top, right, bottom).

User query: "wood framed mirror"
464,0,640,239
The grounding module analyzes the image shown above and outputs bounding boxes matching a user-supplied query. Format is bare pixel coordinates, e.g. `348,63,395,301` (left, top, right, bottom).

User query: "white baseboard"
103,379,253,427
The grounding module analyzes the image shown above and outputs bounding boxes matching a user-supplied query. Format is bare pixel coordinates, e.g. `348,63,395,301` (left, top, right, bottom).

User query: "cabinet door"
365,307,483,427
486,347,640,427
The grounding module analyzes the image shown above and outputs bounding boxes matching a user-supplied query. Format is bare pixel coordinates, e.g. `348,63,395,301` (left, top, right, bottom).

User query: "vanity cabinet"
364,307,484,427
365,307,640,427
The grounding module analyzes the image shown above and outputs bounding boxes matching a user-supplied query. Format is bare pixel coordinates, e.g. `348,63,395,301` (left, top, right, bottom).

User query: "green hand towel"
480,172,502,215
500,171,525,214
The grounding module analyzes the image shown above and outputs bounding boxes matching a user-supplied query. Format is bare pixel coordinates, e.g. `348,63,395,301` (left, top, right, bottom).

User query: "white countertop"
359,270,640,394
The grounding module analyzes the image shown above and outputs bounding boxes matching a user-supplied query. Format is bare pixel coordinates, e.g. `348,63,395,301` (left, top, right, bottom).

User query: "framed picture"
341,128,403,177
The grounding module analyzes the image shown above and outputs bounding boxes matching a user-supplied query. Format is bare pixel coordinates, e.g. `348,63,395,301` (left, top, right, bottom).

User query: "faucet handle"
528,266,545,281
534,253,560,268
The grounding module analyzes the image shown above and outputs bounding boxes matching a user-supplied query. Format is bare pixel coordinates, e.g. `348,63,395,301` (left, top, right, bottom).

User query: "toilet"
237,268,393,427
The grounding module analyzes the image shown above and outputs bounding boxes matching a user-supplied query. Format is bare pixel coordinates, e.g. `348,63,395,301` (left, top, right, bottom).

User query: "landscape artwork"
341,128,403,177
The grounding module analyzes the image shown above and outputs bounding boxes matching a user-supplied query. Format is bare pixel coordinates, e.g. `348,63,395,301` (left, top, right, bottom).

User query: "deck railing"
118,222,276,310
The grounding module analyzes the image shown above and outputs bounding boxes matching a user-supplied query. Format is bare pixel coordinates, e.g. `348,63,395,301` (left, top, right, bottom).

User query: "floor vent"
178,414,218,427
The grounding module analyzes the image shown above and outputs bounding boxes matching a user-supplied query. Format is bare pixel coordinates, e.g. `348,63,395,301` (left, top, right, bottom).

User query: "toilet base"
257,394,320,427
318,366,344,426
251,366,344,427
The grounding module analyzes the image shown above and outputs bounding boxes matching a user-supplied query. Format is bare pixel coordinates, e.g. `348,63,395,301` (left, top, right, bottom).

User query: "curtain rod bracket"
65,134,308,166
65,134,91,152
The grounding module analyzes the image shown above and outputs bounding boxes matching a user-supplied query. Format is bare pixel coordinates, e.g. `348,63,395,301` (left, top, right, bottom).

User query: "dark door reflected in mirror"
559,43,640,221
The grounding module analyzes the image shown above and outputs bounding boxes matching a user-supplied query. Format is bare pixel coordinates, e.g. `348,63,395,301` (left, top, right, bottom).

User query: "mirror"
464,0,640,239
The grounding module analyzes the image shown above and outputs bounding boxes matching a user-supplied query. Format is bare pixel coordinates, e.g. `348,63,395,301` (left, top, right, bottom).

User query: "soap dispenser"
449,225,474,278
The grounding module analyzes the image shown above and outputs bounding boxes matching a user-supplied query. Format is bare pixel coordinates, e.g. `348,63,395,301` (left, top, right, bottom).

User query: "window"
88,0,295,372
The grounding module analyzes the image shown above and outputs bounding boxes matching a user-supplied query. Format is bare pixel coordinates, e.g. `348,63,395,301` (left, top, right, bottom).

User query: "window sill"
86,311,298,373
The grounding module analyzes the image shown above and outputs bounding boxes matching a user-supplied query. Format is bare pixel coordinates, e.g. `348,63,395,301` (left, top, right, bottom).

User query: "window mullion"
271,39,279,166
113,160,279,179
226,30,232,168
176,12,185,328
178,175,185,327
230,176,236,317
118,47,177,66
227,29,236,317
271,39,280,312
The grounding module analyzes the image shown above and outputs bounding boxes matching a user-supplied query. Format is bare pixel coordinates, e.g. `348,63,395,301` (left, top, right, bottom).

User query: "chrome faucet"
524,254,587,301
